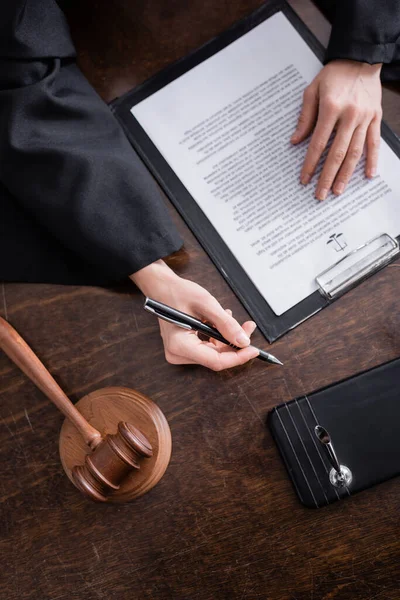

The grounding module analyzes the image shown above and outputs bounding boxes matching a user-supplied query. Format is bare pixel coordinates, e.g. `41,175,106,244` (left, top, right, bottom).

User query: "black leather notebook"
268,358,400,508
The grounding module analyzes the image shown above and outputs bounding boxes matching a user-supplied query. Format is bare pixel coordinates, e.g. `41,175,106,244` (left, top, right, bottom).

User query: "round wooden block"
59,387,172,503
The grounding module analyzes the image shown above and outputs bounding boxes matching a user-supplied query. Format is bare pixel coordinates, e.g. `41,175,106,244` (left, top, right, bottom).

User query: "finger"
175,342,260,371
365,116,381,178
300,101,338,185
193,295,251,348
197,308,250,349
214,320,257,352
243,320,257,337
165,353,196,365
291,85,319,144
332,125,368,195
210,308,232,349
164,318,260,368
201,307,234,348
315,122,357,200
162,323,205,365
225,310,257,337
161,318,230,357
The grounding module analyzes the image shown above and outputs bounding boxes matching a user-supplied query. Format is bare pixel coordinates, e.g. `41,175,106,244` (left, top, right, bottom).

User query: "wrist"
129,259,178,296
360,61,382,77
332,59,382,77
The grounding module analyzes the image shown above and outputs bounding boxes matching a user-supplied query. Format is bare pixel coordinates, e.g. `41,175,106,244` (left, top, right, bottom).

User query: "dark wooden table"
1,1,400,598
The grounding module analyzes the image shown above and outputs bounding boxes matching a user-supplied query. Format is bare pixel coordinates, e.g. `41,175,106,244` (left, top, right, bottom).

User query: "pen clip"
144,305,193,330
314,425,352,488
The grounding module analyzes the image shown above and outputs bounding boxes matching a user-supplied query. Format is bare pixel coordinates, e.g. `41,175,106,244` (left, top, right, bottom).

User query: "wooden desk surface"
1,1,400,598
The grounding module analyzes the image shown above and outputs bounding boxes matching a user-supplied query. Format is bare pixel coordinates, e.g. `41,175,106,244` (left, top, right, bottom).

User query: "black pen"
144,297,283,366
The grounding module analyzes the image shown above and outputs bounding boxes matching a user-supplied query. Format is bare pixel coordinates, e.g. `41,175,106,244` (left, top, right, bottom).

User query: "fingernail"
236,332,250,347
301,174,311,185
249,322,257,334
334,182,345,195
291,133,299,143
226,309,232,315
316,188,328,201
367,168,377,178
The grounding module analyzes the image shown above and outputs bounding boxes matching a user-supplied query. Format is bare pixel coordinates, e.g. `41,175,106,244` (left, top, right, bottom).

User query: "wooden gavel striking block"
72,421,153,502
0,317,171,503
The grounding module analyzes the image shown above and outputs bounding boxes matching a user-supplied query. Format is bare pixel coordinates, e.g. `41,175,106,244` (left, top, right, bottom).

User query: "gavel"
0,316,170,502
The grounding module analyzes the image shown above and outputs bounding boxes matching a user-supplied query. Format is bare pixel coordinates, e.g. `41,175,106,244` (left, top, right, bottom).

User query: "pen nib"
269,355,283,366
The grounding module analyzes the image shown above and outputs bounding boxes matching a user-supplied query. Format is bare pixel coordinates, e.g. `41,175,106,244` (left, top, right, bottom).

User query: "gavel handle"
0,317,102,450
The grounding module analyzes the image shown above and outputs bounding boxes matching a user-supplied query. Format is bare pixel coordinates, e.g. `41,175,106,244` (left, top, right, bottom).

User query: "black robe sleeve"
316,0,400,80
0,1,183,286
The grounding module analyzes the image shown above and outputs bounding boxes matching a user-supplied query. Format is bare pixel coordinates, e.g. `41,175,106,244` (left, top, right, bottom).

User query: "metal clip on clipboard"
316,233,400,301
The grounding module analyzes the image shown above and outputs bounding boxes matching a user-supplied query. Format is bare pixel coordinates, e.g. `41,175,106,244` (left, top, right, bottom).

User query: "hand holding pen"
144,297,283,368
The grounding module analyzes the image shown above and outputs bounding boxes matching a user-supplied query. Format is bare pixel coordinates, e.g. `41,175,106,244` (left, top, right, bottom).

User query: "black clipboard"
110,0,400,343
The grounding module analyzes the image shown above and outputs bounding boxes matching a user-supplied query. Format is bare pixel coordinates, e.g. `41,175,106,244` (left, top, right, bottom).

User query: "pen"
144,297,283,366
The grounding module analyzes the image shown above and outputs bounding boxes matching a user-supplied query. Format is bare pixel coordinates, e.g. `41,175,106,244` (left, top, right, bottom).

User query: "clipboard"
267,356,400,508
110,0,400,343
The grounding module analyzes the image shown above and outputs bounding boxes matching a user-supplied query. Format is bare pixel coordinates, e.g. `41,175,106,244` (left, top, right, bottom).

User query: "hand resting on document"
291,59,383,201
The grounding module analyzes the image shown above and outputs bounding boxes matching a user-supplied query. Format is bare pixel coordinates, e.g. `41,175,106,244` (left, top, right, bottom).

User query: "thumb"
198,296,251,348
291,84,318,144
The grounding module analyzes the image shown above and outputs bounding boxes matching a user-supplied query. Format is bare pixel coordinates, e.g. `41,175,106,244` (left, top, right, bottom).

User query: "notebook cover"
268,357,400,508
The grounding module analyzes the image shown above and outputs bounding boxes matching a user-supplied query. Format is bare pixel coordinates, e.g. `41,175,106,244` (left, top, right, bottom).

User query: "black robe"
1,1,399,286
0,1,183,285
318,0,400,81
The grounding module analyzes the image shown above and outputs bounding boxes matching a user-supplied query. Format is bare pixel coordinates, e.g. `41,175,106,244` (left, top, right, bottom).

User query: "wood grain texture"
0,317,102,450
1,1,400,599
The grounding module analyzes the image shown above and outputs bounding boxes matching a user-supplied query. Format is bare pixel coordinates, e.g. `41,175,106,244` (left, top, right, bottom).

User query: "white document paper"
131,11,400,315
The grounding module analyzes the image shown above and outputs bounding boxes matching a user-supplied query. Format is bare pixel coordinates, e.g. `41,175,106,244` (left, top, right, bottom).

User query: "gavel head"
72,421,153,502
